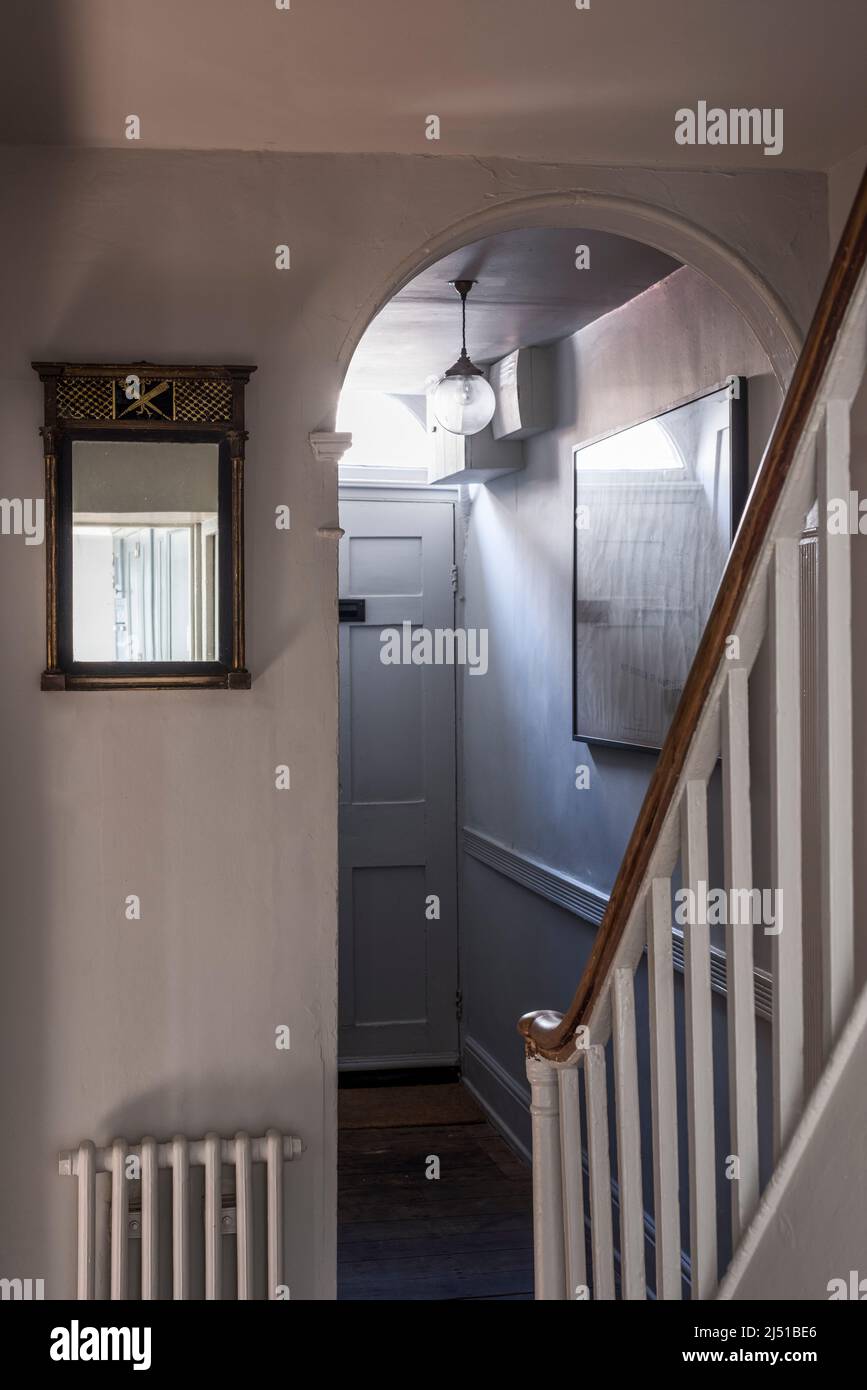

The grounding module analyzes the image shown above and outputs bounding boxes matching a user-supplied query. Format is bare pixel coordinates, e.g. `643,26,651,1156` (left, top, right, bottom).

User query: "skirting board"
463,827,772,1022
338,1051,459,1073
462,1035,532,1163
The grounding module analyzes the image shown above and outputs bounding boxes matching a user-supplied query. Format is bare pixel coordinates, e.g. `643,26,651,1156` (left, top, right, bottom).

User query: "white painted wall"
829,145,866,248
828,152,867,995
720,978,867,1301
0,146,826,1298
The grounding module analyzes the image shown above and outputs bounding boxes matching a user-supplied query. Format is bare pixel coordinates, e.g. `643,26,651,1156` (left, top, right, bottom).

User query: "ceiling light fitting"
432,279,496,437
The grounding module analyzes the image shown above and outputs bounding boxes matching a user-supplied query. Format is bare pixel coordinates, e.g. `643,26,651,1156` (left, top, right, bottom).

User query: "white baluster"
770,537,804,1157
721,667,759,1243
558,1066,587,1299
648,878,681,1299
612,968,646,1299
584,1045,615,1301
817,398,855,1057
681,779,717,1297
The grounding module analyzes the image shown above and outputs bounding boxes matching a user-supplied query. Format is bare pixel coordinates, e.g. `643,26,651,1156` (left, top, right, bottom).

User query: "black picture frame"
572,379,749,752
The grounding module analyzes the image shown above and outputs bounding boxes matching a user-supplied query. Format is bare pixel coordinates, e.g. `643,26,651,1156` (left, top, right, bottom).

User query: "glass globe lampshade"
433,360,496,436
432,278,497,436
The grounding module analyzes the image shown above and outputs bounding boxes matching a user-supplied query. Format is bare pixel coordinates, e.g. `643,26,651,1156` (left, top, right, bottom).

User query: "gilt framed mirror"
33,362,255,690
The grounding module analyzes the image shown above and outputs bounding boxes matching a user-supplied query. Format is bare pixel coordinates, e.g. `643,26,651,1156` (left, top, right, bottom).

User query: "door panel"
352,865,428,1026
348,534,423,594
338,498,458,1067
348,626,424,802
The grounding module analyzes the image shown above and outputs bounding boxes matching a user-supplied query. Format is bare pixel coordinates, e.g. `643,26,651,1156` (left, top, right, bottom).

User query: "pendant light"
432,279,496,436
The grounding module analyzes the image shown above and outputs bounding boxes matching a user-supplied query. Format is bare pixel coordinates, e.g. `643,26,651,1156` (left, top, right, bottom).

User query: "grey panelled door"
338,497,458,1067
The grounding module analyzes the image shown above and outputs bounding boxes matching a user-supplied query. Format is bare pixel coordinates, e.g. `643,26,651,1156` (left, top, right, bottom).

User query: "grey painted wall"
0,145,825,1298
459,265,782,1173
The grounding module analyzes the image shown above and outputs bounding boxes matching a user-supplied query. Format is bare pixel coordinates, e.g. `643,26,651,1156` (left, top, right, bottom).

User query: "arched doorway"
334,205,789,1300
338,191,802,397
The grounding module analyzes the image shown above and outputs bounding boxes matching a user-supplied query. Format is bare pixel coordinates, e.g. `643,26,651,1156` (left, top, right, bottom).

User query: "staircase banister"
520,167,867,1065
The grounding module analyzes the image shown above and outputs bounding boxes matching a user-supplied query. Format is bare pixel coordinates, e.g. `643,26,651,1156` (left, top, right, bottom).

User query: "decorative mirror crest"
33,362,256,691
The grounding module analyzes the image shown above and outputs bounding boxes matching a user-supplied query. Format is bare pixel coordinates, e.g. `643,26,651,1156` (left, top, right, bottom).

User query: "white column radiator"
59,1131,303,1300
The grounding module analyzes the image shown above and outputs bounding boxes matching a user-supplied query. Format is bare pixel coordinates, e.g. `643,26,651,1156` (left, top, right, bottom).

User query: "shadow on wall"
0,3,76,145
59,1078,308,1299
0,0,75,1276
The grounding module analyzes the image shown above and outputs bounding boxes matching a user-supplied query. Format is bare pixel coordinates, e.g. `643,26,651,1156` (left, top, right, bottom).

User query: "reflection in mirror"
72,441,219,662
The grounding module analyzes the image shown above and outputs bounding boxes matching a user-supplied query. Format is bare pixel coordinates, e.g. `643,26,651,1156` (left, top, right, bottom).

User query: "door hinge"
455,989,463,1022
450,564,459,593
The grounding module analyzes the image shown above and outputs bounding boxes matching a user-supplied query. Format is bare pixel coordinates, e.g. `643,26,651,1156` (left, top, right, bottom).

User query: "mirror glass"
71,440,219,662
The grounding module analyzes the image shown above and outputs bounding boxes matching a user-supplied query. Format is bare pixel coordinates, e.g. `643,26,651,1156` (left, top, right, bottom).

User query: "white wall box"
490,346,554,440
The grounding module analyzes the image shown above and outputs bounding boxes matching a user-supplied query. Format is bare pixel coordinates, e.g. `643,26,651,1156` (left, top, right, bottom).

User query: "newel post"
526,1054,567,1300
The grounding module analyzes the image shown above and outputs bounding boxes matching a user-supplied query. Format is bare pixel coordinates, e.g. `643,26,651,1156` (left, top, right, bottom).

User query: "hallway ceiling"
345,227,679,394
2,0,866,171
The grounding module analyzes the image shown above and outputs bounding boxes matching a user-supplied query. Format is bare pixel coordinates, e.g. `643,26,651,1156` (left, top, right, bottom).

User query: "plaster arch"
337,189,802,396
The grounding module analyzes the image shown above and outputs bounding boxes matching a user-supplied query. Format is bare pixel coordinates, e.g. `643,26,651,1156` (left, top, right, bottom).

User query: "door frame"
337,482,465,1072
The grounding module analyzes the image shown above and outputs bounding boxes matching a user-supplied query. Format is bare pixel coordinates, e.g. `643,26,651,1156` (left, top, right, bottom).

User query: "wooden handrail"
520,167,867,1063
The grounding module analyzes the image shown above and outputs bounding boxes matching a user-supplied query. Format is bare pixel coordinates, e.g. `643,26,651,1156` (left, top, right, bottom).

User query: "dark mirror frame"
32,362,256,691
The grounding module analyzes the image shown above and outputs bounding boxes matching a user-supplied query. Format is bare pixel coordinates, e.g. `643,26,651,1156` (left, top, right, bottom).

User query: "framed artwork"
572,379,748,751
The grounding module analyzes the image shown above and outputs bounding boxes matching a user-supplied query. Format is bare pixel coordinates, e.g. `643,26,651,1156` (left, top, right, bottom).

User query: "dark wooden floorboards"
338,1089,534,1301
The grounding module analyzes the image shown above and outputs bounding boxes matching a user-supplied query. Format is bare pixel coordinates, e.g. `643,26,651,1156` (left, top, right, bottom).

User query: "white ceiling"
345,227,678,394
2,0,865,171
